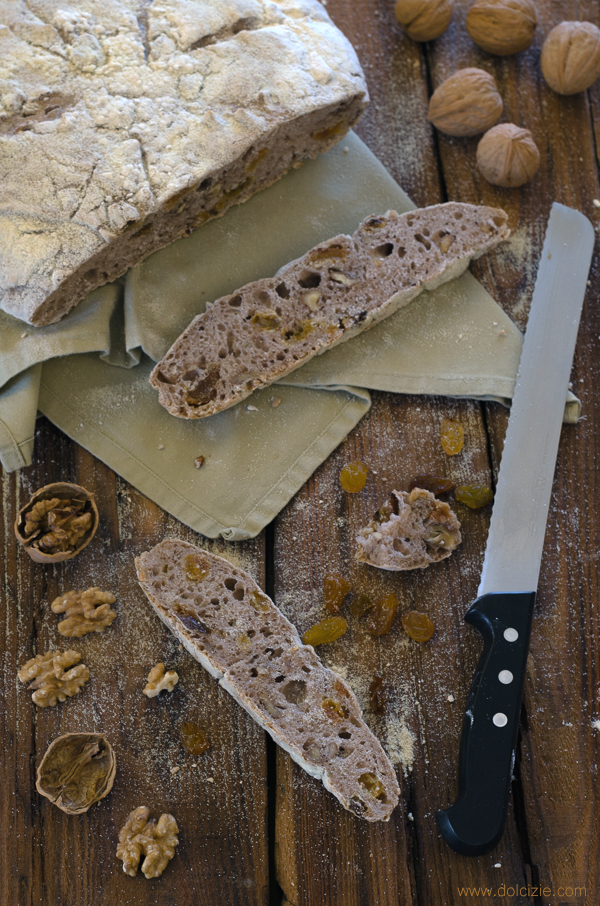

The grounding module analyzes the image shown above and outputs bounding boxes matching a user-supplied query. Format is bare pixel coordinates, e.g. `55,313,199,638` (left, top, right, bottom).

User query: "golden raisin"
455,485,494,509
358,772,386,800
323,574,352,614
401,610,435,642
365,593,399,636
180,722,210,755
321,698,348,721
302,616,348,647
369,676,386,714
249,591,270,612
440,418,464,456
183,553,209,582
411,475,456,496
350,593,373,618
339,461,368,493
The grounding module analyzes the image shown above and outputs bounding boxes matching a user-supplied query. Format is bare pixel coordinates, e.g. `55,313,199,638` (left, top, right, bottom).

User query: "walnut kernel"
15,482,99,563
466,0,537,56
117,806,179,879
394,0,454,42
143,663,179,697
18,650,90,707
36,733,116,814
541,21,600,96
476,123,540,187
51,587,117,637
427,68,503,137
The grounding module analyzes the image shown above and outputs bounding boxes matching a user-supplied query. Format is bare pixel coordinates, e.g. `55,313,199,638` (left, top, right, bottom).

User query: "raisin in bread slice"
152,202,509,418
356,488,461,571
135,540,400,822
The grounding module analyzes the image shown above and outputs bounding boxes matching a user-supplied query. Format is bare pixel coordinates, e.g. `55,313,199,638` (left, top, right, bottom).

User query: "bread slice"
356,488,461,571
151,202,509,418
0,0,367,325
135,539,400,822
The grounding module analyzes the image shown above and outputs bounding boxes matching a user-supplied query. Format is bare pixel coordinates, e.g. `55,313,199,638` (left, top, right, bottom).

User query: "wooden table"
2,1,599,903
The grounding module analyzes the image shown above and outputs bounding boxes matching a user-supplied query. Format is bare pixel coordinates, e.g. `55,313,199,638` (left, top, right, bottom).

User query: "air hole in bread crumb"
275,282,289,298
298,270,321,289
339,730,352,739
218,349,227,358
210,598,219,606
233,585,245,600
247,630,256,638
250,668,258,677
415,233,432,250
302,666,311,673
255,290,270,304
282,680,307,704
224,578,236,591
397,247,406,259
275,675,285,683
275,352,285,361
372,242,394,258
303,737,315,750
228,295,242,307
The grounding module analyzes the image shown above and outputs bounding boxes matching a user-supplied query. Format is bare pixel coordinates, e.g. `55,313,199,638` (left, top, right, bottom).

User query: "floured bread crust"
151,202,510,418
0,0,367,325
356,488,462,571
135,539,400,822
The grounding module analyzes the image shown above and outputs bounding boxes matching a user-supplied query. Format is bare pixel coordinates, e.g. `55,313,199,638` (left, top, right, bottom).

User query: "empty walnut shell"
36,732,117,814
14,482,99,564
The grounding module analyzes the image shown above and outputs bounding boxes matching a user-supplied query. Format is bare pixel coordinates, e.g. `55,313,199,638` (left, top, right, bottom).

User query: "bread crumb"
592,719,600,730
247,405,258,411
271,397,281,408
328,664,348,679
207,777,215,782
593,199,600,208
498,329,507,336
21,332,27,338
494,862,501,868
385,720,415,773
158,444,165,450
170,766,180,775
194,455,206,469
447,694,455,702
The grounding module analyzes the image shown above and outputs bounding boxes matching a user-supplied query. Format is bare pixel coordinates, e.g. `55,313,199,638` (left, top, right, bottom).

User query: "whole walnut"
395,0,454,42
476,123,540,187
466,0,537,56
428,68,503,137
541,21,600,96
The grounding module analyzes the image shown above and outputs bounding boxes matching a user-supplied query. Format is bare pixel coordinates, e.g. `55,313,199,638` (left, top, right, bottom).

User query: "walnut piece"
466,0,537,56
18,650,90,707
51,587,117,637
541,21,600,96
427,68,503,137
117,807,179,879
15,482,99,563
394,0,454,42
143,663,179,698
36,733,117,814
477,123,540,187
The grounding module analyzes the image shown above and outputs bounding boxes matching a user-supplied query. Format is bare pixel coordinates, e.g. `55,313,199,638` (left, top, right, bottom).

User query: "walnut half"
18,650,90,707
14,482,99,563
51,587,117,637
143,663,179,697
36,733,117,814
117,807,179,879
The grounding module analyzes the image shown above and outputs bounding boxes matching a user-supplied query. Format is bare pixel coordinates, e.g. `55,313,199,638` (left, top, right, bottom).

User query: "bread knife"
436,202,594,856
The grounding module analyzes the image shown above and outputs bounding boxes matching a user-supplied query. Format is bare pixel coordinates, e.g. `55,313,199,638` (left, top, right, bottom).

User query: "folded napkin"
0,132,578,538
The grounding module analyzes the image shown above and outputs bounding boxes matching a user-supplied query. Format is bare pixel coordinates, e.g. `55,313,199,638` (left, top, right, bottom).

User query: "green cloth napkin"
0,132,579,538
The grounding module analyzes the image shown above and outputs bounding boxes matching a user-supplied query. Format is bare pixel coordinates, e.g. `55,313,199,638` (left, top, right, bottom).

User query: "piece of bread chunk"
151,202,509,418
135,539,400,822
0,0,367,326
356,488,462,571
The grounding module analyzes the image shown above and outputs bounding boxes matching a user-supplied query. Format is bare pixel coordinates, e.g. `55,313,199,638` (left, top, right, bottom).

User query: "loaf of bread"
135,540,400,822
151,202,510,418
0,0,367,325
356,488,461,571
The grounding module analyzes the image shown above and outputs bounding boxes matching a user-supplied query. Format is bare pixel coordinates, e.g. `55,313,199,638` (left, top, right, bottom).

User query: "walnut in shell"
541,21,600,96
394,0,454,42
51,587,117,637
466,0,537,56
477,123,540,187
36,733,116,815
427,68,503,137
356,488,461,570
143,663,179,698
18,650,90,707
14,482,99,563
117,807,179,879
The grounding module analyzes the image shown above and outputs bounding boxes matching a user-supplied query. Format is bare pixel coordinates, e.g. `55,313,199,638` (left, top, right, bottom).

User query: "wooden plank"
2,417,269,906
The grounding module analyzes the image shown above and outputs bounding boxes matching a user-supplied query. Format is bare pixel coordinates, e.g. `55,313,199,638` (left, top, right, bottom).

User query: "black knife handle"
436,591,536,856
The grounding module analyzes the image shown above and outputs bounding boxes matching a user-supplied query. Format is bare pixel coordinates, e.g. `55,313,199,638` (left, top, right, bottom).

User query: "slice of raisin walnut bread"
356,488,462,571
151,202,509,418
135,540,400,822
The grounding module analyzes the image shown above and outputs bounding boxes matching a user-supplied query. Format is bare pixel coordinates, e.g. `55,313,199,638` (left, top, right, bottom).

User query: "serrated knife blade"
436,203,595,856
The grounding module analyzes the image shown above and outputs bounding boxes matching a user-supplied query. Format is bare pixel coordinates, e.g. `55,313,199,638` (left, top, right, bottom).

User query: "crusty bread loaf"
135,540,400,822
356,488,461,570
0,0,367,326
151,202,509,418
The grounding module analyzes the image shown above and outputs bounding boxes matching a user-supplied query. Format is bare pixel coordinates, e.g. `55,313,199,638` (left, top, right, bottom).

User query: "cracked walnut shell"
51,587,117,637
477,124,540,187
541,21,600,96
143,663,179,697
18,650,90,707
466,0,537,56
117,807,179,879
15,482,99,563
36,733,116,815
427,68,503,136
394,0,454,42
